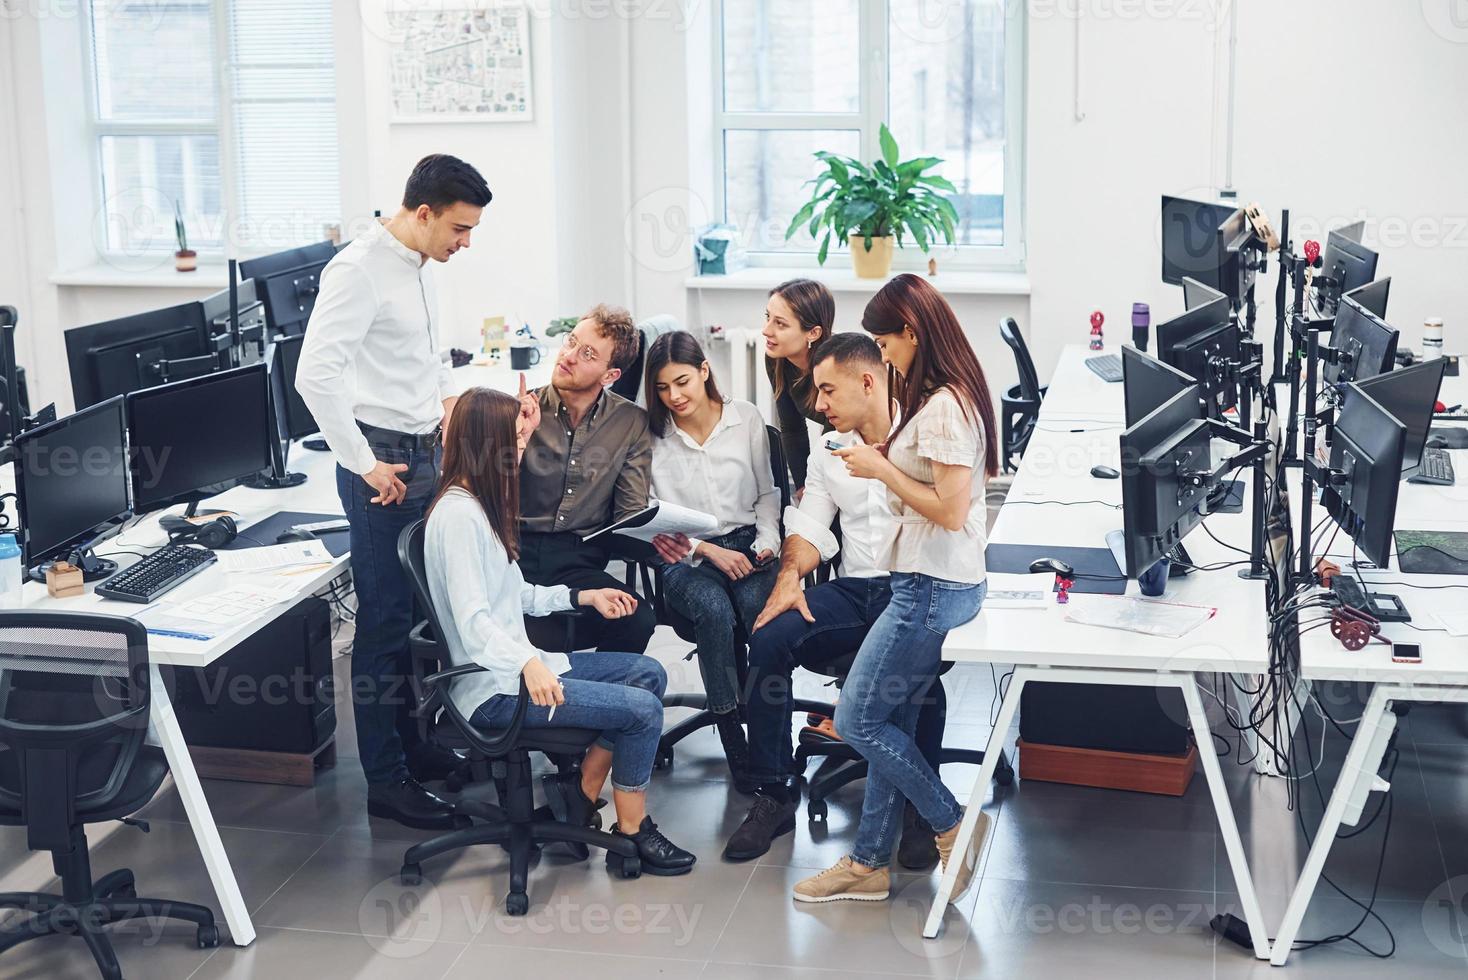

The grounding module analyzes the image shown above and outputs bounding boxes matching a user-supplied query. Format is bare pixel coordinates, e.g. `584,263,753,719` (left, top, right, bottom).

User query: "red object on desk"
1056,577,1074,604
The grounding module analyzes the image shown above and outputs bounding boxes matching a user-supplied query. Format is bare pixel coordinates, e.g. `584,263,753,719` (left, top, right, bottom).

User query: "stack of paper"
137,583,303,641
215,540,334,574
984,572,1054,610
1063,594,1217,638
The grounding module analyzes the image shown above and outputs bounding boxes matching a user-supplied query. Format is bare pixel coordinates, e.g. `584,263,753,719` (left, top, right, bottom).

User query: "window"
87,0,340,260
713,0,1024,269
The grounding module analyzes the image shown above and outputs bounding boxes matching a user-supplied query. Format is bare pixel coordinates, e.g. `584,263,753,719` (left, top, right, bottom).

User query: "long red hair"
861,274,1000,478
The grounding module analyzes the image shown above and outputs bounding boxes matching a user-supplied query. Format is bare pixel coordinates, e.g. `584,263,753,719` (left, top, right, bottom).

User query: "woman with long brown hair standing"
792,274,997,906
761,278,836,491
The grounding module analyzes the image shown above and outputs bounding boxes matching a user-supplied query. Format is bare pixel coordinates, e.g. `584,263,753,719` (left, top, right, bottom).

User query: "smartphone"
1390,642,1422,665
752,553,777,569
825,439,842,451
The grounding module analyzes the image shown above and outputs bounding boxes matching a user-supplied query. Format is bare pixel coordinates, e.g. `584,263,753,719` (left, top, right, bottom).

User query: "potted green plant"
173,201,196,272
785,124,959,278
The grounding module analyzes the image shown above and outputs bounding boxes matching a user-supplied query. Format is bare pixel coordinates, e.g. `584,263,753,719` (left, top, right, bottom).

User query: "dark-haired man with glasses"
518,304,658,653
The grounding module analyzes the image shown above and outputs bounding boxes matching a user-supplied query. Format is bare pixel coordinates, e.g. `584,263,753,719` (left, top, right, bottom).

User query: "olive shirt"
518,385,653,536
764,356,830,490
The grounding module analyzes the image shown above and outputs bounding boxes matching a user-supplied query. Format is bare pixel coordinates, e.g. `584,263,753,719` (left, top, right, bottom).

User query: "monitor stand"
245,470,307,490
27,550,118,585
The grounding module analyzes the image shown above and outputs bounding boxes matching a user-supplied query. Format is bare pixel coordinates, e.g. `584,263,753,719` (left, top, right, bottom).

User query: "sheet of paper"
584,500,721,544
215,540,334,573
984,572,1054,609
1433,611,1468,637
1062,594,1217,639
135,582,303,640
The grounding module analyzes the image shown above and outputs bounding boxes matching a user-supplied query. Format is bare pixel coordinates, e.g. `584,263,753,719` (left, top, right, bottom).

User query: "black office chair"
608,329,646,403
396,522,641,916
0,612,219,980
999,317,1047,473
636,425,836,774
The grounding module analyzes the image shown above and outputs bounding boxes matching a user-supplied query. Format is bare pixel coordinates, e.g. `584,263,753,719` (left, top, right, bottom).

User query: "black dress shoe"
715,713,757,795
367,778,466,831
897,800,938,870
608,817,696,876
722,787,798,862
406,742,467,783
542,769,601,861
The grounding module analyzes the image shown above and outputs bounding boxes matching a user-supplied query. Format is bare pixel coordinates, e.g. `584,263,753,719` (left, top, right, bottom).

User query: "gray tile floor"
4,627,1468,977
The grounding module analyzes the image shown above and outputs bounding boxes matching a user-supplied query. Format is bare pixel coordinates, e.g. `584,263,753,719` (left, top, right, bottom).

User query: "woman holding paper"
644,331,780,793
423,387,696,875
792,275,999,905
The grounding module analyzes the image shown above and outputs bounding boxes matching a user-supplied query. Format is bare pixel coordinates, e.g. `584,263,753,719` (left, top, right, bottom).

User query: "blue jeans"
837,573,986,870
471,653,667,792
337,440,440,786
660,525,775,715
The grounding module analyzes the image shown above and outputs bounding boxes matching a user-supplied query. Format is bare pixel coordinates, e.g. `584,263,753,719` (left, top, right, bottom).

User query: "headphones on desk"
159,514,239,550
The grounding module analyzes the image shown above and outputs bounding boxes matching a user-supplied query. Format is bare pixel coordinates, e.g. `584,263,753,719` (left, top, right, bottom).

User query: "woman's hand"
651,532,694,564
833,442,891,481
699,543,754,581
578,588,639,619
522,658,565,708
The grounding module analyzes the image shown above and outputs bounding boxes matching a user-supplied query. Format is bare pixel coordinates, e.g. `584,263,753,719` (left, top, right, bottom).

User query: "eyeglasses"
561,333,602,364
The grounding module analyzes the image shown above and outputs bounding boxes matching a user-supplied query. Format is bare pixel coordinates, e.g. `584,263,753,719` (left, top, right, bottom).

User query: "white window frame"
80,0,338,261
710,0,1026,273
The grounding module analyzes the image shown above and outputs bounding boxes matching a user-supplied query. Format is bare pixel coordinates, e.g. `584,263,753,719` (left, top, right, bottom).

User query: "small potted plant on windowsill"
785,124,959,279
173,201,196,273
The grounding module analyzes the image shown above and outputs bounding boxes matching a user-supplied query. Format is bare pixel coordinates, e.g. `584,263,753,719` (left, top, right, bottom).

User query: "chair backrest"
999,317,1043,403
398,520,452,659
766,423,792,513
609,330,646,403
0,612,151,851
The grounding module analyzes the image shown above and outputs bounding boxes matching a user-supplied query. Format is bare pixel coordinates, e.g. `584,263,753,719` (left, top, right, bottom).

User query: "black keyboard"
1085,354,1123,383
1409,447,1456,486
95,545,218,604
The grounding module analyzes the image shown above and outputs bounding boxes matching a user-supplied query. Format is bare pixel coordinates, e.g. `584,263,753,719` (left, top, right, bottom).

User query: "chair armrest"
424,667,533,757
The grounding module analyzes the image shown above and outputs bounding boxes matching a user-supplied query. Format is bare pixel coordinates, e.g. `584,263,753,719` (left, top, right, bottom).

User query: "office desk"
921,344,1275,960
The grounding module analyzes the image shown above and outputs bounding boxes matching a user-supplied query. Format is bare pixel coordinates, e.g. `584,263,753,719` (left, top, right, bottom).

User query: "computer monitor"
1122,346,1197,428
126,364,273,514
64,301,214,409
1354,357,1445,476
1323,382,1406,569
238,241,338,336
1161,196,1252,302
1323,296,1398,387
1119,382,1212,578
1344,277,1390,319
200,277,268,366
1182,277,1225,313
1322,227,1379,297
13,396,131,580
246,337,316,490
1155,293,1238,415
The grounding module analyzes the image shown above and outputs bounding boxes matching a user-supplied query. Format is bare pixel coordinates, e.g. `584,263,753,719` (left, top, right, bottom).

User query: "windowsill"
685,265,1030,296
49,262,229,289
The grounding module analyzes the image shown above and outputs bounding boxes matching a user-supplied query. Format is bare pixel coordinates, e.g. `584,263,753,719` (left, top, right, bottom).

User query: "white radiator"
710,328,774,421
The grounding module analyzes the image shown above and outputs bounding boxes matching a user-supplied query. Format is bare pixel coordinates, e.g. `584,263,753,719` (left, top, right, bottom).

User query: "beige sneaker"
934,807,990,904
792,856,891,903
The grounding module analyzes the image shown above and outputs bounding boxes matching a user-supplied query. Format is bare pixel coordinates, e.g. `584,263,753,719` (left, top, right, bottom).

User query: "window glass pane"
91,0,217,123
724,129,860,253
99,134,223,255
888,0,1007,246
722,0,860,113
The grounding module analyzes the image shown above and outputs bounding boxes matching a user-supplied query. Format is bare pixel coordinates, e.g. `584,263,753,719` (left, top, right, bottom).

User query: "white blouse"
424,487,574,718
880,387,988,584
649,399,782,562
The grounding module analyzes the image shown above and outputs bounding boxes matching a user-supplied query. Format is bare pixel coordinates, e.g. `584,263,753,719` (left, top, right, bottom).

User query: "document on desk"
137,583,302,641
983,572,1054,609
215,540,333,573
581,500,720,544
1433,612,1468,637
1063,594,1216,638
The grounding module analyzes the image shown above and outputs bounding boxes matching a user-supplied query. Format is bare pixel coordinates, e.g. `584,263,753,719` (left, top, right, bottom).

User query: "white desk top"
944,344,1271,675
1031,342,1126,422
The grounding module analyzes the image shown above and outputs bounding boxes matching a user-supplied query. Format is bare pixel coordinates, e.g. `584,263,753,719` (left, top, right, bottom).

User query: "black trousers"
518,531,657,654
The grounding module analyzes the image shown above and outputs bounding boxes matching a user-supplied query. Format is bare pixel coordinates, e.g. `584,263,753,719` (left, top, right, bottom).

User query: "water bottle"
1424,318,1444,359
0,534,22,609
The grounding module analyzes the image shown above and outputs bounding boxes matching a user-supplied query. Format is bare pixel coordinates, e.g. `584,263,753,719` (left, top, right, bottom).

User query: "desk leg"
1181,680,1271,961
1268,684,1393,966
922,666,1028,939
150,666,257,947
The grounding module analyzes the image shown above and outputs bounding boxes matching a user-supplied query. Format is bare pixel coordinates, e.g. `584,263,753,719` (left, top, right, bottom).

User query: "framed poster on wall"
385,1,533,123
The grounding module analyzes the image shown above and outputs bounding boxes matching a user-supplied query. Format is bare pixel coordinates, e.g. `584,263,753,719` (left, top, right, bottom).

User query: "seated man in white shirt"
723,333,950,866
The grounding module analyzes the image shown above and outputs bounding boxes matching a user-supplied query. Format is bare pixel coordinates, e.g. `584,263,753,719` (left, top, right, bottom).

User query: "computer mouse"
1028,557,1075,577
1090,464,1120,479
1426,436,1448,450
276,528,317,544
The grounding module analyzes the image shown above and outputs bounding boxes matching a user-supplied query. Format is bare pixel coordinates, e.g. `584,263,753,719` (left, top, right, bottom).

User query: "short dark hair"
811,331,883,374
402,154,492,212
644,331,724,437
584,304,640,372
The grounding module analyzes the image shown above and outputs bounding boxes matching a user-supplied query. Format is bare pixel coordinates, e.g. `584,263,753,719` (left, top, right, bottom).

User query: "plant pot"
174,249,197,272
848,234,895,279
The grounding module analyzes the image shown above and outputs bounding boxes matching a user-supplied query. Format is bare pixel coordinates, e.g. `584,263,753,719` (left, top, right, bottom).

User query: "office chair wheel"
505,892,529,917
608,853,642,879
807,798,828,824
400,863,423,887
995,765,1015,788
653,747,675,772
196,924,221,949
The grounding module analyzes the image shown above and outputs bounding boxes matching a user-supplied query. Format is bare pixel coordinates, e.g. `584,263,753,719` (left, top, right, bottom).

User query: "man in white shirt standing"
296,154,490,830
723,333,949,865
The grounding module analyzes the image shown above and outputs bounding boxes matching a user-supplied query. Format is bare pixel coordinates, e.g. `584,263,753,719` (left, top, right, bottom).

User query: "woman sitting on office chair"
792,274,999,905
644,331,780,794
423,386,695,875
762,278,835,495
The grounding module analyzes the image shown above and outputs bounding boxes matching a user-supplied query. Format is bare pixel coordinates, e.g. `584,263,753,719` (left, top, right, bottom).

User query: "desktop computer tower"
170,597,336,755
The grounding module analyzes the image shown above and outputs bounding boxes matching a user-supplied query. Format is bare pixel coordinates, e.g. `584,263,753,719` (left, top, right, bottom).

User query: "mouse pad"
1428,427,1468,450
224,511,350,559
1394,529,1468,575
985,544,1127,594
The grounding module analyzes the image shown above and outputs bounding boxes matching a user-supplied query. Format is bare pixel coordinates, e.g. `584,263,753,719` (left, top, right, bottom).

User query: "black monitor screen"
1119,383,1209,577
1161,196,1239,291
1344,277,1390,319
1323,230,1379,296
64,301,211,409
1325,384,1405,569
273,335,320,440
240,241,338,336
15,397,130,568
127,364,272,513
1123,346,1197,428
1325,297,1398,387
1355,357,1445,474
